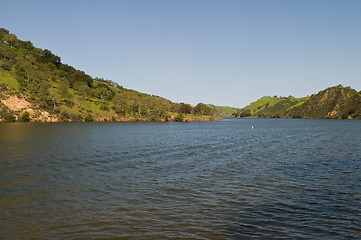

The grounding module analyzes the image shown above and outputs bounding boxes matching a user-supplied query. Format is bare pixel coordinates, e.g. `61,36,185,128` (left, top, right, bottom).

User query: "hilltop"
0,28,220,122
234,85,361,119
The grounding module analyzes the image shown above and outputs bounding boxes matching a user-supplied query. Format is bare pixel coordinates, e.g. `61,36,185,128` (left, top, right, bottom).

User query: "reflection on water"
1,119,361,239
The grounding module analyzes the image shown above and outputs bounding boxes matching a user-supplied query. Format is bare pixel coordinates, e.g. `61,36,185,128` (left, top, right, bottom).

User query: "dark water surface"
1,119,361,239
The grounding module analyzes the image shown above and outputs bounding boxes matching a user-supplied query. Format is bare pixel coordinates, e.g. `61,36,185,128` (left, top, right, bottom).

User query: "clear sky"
1,0,361,108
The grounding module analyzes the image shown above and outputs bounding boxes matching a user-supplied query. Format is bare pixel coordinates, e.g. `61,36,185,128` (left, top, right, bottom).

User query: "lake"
0,118,361,239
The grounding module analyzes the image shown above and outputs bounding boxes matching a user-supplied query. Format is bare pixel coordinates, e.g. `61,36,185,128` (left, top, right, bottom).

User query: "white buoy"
251,126,254,129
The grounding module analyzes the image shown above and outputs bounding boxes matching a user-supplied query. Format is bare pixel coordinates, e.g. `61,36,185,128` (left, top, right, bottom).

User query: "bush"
60,111,69,121
1,62,12,71
174,113,184,122
70,113,82,122
150,115,158,122
100,103,109,111
18,111,30,122
1,112,16,122
84,114,93,122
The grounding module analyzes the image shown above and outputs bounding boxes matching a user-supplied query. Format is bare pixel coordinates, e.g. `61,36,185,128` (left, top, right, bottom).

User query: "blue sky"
1,0,361,107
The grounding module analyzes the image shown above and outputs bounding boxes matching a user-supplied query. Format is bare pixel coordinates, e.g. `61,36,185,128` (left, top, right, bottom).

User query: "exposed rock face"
1,95,30,111
0,94,59,122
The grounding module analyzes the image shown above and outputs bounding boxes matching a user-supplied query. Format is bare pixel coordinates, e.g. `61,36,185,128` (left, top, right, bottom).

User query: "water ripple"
1,120,361,239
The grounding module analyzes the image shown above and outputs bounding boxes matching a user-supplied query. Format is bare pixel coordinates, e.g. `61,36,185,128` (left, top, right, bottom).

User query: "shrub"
174,113,184,122
18,111,30,122
60,111,69,121
1,112,16,122
1,62,12,71
147,115,155,121
84,114,93,122
70,113,81,122
100,103,109,111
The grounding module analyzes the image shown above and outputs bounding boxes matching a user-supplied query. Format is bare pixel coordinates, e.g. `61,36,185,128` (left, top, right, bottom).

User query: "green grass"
287,97,310,110
0,68,20,91
240,96,311,117
243,97,283,114
183,114,222,121
211,105,241,117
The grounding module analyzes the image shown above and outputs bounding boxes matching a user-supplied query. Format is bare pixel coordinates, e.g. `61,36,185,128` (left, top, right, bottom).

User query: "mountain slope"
234,85,361,119
0,28,219,122
285,85,361,119
233,96,309,118
208,105,241,117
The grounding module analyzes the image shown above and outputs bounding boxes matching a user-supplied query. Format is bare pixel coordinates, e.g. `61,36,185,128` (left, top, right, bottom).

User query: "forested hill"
0,28,219,122
233,85,361,119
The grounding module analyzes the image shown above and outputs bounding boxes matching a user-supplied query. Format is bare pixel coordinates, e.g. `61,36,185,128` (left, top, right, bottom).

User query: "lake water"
0,118,361,239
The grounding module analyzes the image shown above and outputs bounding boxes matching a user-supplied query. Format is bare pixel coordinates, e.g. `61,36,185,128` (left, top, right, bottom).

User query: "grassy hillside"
208,105,241,117
233,96,309,118
233,85,361,119
285,85,361,119
0,28,220,122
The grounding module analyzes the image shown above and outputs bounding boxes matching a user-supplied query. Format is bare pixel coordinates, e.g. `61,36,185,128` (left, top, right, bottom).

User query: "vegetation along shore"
0,28,221,122
1,28,360,122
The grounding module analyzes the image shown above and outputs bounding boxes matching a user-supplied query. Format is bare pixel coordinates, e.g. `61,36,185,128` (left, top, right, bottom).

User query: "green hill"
207,105,241,117
0,28,219,122
234,85,361,119
233,96,309,118
285,85,361,119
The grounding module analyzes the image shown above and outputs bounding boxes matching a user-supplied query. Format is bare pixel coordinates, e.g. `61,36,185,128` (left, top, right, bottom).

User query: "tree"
160,100,171,117
19,41,34,52
1,62,11,71
3,34,18,48
15,60,35,83
0,28,9,35
174,113,184,122
58,79,70,98
19,111,30,122
84,114,93,122
113,94,124,114
171,103,180,113
193,103,206,115
38,49,61,67
179,102,192,114
73,81,89,99
0,44,16,62
0,29,9,42
69,70,93,87
37,82,51,109
203,105,212,115
0,112,15,122
92,87,112,104
49,87,60,111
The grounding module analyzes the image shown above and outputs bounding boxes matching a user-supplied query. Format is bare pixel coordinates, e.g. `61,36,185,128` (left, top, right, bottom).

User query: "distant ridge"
233,85,361,119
